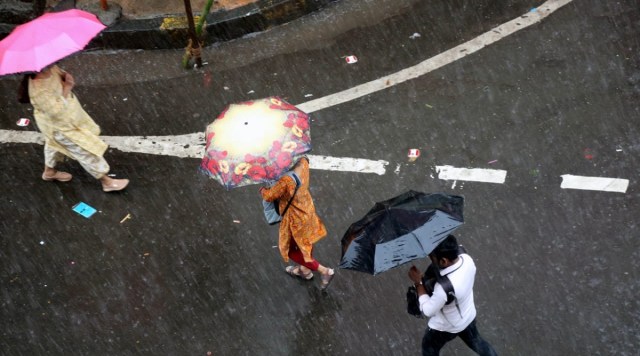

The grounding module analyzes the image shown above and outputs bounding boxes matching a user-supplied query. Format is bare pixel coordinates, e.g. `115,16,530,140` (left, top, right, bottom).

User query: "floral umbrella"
200,97,311,189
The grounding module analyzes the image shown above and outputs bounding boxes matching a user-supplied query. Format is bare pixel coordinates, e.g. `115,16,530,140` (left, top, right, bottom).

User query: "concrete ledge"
0,0,338,50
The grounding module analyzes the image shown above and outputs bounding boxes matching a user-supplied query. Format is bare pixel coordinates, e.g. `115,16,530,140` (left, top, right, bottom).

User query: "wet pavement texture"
1,0,640,354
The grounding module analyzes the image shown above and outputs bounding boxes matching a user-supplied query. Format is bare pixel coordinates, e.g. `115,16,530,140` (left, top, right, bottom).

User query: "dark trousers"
422,319,498,356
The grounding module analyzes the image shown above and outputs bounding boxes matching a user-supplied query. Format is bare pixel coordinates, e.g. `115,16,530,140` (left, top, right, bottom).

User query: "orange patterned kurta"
260,158,327,263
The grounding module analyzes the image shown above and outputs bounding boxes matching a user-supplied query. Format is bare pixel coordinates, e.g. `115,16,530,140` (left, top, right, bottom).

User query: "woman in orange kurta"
260,157,335,289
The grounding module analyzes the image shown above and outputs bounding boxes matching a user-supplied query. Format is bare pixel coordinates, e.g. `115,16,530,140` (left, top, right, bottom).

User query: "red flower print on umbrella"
200,97,312,189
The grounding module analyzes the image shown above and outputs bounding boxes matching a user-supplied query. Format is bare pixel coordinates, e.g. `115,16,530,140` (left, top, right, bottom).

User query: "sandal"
285,265,313,280
102,178,130,192
42,171,72,182
320,268,335,290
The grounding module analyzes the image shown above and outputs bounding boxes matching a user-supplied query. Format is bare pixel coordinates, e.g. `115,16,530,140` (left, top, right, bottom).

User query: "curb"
0,0,338,50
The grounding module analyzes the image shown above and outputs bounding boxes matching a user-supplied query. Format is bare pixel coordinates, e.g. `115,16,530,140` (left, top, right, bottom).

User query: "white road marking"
297,0,574,113
436,165,507,184
0,0,578,180
307,155,388,175
560,175,629,193
0,129,388,175
101,133,205,159
0,129,43,144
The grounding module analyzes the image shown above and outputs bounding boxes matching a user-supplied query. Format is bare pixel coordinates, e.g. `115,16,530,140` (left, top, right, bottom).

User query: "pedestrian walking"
259,156,335,289
408,234,498,356
22,64,129,192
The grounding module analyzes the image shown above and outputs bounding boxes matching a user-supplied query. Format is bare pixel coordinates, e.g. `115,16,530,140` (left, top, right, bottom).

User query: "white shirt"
417,253,477,333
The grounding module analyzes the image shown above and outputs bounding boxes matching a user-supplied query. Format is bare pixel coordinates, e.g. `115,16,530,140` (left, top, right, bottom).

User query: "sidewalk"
0,0,338,50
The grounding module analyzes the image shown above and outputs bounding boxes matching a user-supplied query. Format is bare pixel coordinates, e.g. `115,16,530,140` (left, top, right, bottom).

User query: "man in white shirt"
408,235,497,355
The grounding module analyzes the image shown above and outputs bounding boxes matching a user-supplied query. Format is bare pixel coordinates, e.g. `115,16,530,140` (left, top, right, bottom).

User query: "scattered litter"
70,261,76,265
108,173,116,177
40,240,45,245
583,148,594,160
143,252,150,256
72,202,97,218
394,164,401,174
425,104,433,109
120,213,132,224
272,245,278,248
304,94,313,97
409,33,421,39
16,118,30,126
530,7,537,12
123,98,128,101
247,90,255,94
223,86,230,91
233,220,240,223
616,148,623,152
407,148,421,162
345,55,358,64
488,160,498,164
203,72,212,87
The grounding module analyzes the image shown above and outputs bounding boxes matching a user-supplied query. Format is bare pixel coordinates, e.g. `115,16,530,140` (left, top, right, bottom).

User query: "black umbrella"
339,191,464,275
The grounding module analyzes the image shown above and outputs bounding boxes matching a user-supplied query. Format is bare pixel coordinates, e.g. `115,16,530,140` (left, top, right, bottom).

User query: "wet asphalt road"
1,0,639,354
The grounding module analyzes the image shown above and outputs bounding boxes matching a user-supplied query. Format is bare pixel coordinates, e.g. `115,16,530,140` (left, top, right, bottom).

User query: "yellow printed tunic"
261,158,327,263
28,65,108,158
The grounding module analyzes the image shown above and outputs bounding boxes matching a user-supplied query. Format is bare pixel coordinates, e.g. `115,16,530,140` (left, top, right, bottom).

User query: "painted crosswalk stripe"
0,130,388,175
560,174,629,193
308,155,388,175
436,165,507,184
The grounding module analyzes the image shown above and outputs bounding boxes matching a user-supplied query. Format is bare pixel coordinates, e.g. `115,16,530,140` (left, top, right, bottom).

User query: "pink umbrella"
0,9,106,76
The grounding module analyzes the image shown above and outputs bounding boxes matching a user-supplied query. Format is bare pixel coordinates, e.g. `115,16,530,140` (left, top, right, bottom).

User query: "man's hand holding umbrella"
61,70,75,97
408,265,427,297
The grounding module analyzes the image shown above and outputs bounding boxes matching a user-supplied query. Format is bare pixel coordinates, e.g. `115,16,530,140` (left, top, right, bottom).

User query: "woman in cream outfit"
27,64,129,192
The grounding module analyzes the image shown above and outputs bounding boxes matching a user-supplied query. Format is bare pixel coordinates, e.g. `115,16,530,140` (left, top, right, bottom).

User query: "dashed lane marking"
307,155,388,175
436,165,507,184
0,130,389,175
560,175,629,193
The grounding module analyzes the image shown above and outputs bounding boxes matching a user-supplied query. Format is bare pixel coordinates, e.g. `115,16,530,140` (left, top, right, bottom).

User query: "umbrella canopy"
0,9,106,76
200,97,311,189
339,191,464,275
